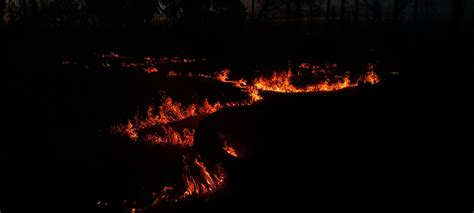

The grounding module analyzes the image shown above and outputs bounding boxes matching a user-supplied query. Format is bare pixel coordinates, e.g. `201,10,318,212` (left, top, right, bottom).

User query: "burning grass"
86,52,383,211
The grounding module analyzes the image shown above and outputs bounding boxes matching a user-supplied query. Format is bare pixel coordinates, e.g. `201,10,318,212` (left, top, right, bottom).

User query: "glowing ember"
102,51,121,59
145,67,159,73
168,70,178,77
223,142,238,157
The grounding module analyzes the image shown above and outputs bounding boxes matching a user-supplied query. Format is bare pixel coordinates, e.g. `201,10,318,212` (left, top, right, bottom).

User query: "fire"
223,142,238,157
251,67,380,93
143,127,195,147
252,70,356,93
145,67,158,73
152,155,226,206
216,69,230,82
108,95,258,148
182,156,225,196
298,63,312,69
247,86,263,102
104,57,384,209
253,70,299,93
363,71,380,85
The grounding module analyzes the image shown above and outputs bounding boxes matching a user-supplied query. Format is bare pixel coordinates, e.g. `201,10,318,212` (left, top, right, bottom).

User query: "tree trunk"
355,0,359,25
373,0,381,24
286,0,291,25
308,0,314,30
412,0,418,24
252,0,255,21
392,0,400,23
340,0,345,28
452,0,464,31
0,0,5,11
295,0,301,26
331,5,336,22
326,0,331,27
255,0,270,23
0,0,5,21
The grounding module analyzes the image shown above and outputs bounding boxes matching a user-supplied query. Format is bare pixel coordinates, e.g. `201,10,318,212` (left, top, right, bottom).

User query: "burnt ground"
2,26,473,213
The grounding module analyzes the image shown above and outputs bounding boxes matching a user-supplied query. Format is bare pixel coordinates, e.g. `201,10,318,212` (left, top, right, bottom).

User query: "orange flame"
106,60,384,209
363,71,380,85
152,155,226,206
252,69,380,93
182,156,225,196
215,69,230,82
223,142,238,157
145,67,158,73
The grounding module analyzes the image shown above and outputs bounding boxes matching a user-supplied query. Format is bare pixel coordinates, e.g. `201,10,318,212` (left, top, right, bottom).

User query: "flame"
104,57,384,209
168,70,178,77
109,120,138,140
298,63,312,69
109,97,226,144
182,156,225,196
223,142,238,157
253,70,299,93
152,155,226,206
247,86,263,102
252,69,380,93
143,127,195,147
216,69,230,82
145,67,158,73
363,71,380,85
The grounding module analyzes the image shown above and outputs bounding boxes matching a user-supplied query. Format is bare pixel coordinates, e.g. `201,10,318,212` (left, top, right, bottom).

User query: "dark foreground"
2,28,472,213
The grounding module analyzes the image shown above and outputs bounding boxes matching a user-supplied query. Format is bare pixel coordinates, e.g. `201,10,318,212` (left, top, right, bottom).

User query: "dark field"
3,19,473,213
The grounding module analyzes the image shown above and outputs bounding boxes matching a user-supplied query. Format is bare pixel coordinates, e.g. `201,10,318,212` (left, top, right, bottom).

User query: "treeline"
0,0,468,31
0,0,245,30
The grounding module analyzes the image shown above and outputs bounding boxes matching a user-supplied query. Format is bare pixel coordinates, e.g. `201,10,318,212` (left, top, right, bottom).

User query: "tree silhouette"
0,0,6,22
340,0,345,28
175,0,245,35
305,0,316,29
392,0,413,23
255,0,272,23
412,0,417,24
295,0,302,26
354,0,359,24
251,0,255,21
157,0,183,24
212,0,246,26
364,0,382,24
85,0,158,28
326,0,331,27
451,0,464,31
